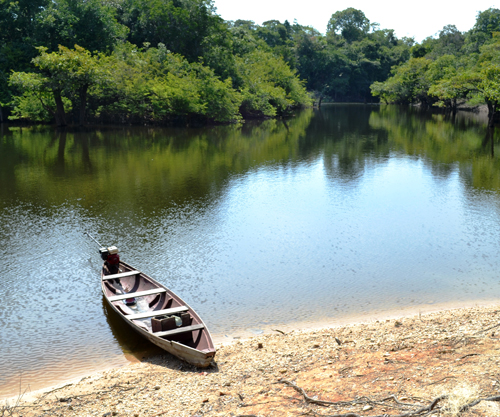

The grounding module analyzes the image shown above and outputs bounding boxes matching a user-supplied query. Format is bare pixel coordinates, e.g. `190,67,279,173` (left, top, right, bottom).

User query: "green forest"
0,0,499,126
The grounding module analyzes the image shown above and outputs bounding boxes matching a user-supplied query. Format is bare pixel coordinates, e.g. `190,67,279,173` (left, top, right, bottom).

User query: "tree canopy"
1,2,499,126
327,8,370,43
370,8,500,126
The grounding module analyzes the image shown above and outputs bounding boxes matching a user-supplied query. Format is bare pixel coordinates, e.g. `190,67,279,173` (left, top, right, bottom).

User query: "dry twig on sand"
277,379,500,417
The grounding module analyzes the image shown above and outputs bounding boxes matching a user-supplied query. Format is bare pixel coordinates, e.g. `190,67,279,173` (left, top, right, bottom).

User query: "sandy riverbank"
3,303,500,417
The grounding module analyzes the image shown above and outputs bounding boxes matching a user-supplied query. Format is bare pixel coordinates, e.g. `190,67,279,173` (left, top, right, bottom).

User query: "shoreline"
3,298,497,401
212,297,500,344
4,299,500,400
3,300,500,415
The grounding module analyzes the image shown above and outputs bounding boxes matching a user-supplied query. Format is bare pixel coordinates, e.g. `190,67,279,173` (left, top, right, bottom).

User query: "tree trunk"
79,85,88,126
53,89,67,127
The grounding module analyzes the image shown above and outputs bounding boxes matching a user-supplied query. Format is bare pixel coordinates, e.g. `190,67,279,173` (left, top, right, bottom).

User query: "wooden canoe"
101,261,216,367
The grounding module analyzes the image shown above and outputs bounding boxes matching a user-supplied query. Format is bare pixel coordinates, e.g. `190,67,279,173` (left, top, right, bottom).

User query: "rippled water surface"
1,105,500,397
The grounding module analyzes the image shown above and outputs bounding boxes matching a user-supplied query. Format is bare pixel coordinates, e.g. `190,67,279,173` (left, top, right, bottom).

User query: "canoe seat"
126,306,188,320
155,324,204,338
102,270,140,280
108,288,166,302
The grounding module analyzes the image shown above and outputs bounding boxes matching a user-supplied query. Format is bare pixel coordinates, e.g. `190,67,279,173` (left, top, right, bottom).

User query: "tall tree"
370,58,432,106
10,45,104,126
464,8,500,52
0,0,49,116
120,0,226,62
35,0,127,53
327,8,370,43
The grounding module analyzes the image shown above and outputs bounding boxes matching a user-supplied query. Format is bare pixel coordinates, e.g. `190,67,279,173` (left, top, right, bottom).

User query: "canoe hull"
107,300,215,367
101,261,216,367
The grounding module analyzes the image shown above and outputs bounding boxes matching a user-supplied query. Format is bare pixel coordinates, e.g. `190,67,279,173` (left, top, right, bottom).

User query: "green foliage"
327,8,370,43
224,10,410,103
229,22,267,57
9,72,51,122
9,90,72,123
7,40,313,125
0,0,48,42
293,29,336,96
411,43,429,58
419,25,465,59
370,58,431,105
235,50,311,117
473,8,500,35
436,25,465,56
119,0,225,63
93,43,242,124
4,0,497,126
254,20,296,65
35,0,128,52
192,64,242,122
291,17,411,102
31,45,104,92
0,0,49,111
373,23,500,126
9,69,61,123
10,45,105,125
460,8,500,53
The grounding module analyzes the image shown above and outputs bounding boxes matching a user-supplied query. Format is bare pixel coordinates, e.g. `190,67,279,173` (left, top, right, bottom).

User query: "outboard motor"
100,246,120,274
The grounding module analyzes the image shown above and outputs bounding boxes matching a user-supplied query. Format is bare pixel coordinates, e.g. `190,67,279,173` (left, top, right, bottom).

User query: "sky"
212,0,498,43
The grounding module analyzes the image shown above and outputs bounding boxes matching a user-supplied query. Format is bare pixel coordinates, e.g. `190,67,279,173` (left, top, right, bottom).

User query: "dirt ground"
2,305,500,417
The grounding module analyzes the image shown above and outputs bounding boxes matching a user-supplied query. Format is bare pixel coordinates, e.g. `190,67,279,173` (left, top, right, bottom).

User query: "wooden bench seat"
154,324,204,338
102,270,140,280
126,306,188,320
108,288,166,302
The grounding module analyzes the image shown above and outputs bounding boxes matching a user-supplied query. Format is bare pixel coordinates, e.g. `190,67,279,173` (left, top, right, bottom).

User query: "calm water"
1,105,500,397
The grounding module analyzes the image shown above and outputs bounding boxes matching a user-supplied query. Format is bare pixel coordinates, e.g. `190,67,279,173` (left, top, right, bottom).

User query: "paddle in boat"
87,234,216,367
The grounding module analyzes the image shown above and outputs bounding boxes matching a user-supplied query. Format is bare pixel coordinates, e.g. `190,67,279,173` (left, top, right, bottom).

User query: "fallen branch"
458,394,500,414
459,353,479,360
474,321,500,335
283,385,500,417
34,384,74,403
239,401,277,407
277,379,449,416
39,383,136,404
425,376,456,386
278,379,353,407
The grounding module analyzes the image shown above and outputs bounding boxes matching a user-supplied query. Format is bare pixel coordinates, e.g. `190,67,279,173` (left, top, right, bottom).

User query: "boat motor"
84,234,121,271
99,246,119,261
99,246,120,274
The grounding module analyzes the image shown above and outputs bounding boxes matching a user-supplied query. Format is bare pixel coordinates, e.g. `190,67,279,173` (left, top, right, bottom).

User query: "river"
1,104,500,398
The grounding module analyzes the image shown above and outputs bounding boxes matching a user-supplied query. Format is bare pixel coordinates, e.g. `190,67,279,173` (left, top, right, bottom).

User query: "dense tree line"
230,10,412,104
0,0,312,125
0,0,413,125
370,8,500,126
1,0,498,126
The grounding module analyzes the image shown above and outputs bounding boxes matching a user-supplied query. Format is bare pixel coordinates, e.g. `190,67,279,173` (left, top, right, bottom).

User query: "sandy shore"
3,304,500,416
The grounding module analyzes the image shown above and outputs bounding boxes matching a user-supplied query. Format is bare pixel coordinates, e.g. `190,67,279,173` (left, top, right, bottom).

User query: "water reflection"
102,298,163,360
1,105,500,398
